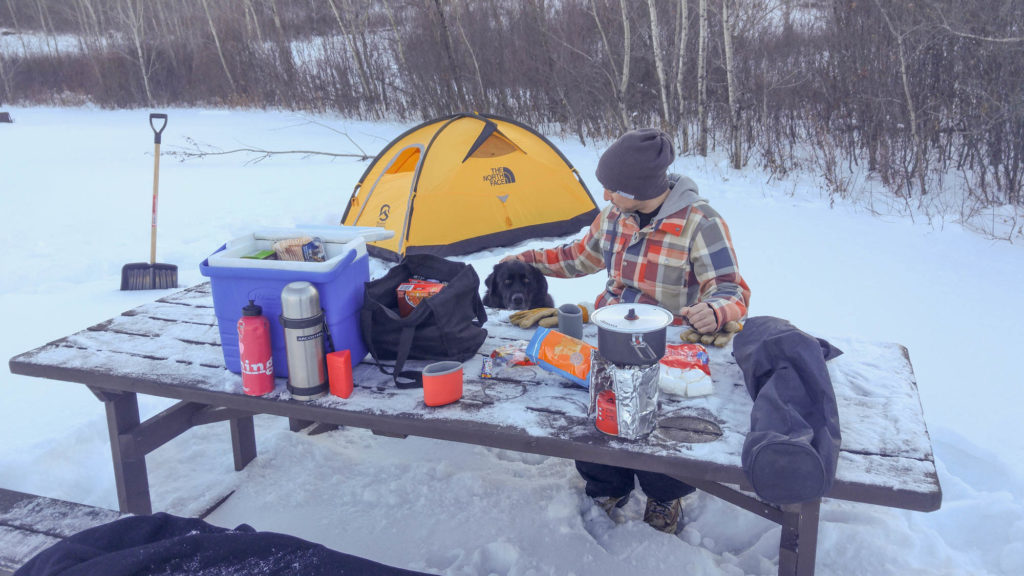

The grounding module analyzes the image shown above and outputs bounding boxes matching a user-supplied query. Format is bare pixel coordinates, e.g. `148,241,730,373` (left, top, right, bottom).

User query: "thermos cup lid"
280,281,322,319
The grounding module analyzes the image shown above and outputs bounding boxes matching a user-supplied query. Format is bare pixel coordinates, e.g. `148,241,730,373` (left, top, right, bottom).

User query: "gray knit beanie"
596,128,675,201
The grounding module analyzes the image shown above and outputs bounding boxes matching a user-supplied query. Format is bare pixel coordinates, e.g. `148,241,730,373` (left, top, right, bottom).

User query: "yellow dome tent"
340,112,599,261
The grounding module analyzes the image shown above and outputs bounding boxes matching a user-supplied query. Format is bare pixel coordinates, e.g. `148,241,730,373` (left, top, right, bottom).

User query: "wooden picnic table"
8,283,941,576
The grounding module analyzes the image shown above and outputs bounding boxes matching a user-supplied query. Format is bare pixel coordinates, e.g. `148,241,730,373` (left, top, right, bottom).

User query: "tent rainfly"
340,112,599,261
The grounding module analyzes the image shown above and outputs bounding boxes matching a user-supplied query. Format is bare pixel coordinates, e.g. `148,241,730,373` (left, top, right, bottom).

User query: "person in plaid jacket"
506,128,751,534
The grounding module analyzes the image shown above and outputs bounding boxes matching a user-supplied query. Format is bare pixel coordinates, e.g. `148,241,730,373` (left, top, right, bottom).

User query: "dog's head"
482,260,553,310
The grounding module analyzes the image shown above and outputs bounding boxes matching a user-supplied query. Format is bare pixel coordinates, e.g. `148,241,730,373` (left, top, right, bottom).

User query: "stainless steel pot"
590,303,674,366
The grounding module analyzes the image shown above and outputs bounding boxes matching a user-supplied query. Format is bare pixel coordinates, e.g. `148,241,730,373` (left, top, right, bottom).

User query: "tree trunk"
875,0,926,195
722,0,740,168
647,0,670,131
617,0,631,99
453,0,485,105
590,0,629,131
201,0,237,94
431,0,464,111
674,0,689,153
243,0,263,44
119,0,153,105
697,0,709,156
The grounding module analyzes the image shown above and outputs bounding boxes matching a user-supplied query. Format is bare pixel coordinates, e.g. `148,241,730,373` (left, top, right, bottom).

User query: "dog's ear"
481,267,501,307
528,266,554,308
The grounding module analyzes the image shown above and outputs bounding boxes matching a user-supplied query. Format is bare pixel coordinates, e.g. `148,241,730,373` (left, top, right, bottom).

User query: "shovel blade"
120,262,178,291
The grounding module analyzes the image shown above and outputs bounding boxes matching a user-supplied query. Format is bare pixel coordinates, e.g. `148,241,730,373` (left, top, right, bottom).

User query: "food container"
200,226,391,378
590,303,674,366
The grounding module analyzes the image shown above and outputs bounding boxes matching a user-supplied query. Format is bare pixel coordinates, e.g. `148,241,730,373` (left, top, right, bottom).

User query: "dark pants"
575,461,696,502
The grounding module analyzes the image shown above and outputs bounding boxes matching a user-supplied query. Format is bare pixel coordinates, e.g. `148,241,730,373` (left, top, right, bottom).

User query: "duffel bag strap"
360,301,425,389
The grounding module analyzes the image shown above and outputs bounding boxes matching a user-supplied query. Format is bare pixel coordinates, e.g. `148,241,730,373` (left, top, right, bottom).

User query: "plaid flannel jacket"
518,188,750,330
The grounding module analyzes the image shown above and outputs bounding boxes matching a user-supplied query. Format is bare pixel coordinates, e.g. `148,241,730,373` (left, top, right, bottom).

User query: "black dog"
482,260,554,310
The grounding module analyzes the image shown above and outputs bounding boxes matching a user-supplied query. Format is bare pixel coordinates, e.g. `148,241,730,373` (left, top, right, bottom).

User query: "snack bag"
481,340,534,378
272,236,325,262
525,327,596,388
396,277,447,317
659,343,713,397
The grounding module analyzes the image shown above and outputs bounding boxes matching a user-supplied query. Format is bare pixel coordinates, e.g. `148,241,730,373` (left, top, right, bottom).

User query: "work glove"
508,304,591,329
681,320,743,348
509,307,558,328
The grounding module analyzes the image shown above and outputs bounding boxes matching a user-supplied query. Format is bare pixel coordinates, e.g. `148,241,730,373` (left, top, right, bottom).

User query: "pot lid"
590,303,674,333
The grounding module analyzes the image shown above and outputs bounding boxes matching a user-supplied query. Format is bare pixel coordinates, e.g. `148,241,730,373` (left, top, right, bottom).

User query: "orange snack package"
525,327,595,388
396,278,446,317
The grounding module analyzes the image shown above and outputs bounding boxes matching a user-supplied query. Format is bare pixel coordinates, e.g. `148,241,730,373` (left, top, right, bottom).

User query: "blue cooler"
200,231,374,379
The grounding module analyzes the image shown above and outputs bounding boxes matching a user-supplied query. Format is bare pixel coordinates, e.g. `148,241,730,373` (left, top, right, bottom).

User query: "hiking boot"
643,497,683,534
595,492,632,516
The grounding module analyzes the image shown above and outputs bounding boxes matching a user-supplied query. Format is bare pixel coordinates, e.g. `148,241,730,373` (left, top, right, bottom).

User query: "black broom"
121,113,178,290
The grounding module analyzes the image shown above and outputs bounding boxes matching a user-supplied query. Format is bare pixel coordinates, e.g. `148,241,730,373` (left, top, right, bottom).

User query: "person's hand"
499,254,522,263
679,302,717,334
681,320,743,347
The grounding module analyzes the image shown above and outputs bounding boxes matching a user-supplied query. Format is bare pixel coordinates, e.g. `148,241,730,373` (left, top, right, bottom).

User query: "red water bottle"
237,300,274,396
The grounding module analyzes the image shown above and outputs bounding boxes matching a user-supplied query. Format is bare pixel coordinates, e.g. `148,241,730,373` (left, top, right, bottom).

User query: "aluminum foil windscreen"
589,355,660,440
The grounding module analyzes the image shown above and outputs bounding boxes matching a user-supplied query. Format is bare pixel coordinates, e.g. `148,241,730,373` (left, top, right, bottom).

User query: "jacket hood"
655,173,702,218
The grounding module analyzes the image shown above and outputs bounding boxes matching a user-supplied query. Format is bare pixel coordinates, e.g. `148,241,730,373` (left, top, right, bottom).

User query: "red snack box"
396,279,446,317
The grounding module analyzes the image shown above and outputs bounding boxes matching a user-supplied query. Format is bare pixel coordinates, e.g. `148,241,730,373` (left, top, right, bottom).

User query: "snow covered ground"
1,107,1023,575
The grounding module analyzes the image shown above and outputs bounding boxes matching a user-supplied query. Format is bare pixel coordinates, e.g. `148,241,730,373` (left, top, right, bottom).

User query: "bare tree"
722,0,740,168
201,0,236,94
646,0,670,131
696,0,709,156
874,0,925,195
430,0,464,111
673,0,690,153
115,0,154,104
453,0,485,106
590,0,630,131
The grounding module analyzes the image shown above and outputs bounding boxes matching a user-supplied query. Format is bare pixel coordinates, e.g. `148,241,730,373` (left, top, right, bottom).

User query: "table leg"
230,415,257,471
102,391,152,515
289,418,314,432
778,499,821,576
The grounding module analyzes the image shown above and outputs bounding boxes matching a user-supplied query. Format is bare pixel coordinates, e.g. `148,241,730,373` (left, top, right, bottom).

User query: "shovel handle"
149,113,167,264
150,113,168,144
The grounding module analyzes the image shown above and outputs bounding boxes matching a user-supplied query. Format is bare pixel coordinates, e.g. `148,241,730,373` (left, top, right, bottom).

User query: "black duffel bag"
360,254,488,388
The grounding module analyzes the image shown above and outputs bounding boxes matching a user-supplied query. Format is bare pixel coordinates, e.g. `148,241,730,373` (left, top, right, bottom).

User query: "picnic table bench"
8,283,941,576
0,488,126,575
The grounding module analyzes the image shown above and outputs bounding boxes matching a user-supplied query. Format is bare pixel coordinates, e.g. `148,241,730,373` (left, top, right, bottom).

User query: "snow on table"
10,283,940,512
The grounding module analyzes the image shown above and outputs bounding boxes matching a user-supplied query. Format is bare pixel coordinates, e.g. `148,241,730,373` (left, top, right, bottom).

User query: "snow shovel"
120,113,178,291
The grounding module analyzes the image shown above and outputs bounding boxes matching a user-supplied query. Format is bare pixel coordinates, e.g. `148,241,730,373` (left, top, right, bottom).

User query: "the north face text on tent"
341,112,599,262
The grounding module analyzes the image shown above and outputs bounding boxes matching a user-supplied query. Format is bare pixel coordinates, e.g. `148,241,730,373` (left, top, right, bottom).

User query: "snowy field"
1,107,1023,575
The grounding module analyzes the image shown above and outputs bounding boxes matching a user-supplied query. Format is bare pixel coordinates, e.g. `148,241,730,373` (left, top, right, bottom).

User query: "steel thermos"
280,281,328,401
237,299,274,396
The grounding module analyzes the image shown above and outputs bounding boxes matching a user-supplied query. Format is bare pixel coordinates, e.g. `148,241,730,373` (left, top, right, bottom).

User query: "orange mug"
326,350,353,399
422,361,463,407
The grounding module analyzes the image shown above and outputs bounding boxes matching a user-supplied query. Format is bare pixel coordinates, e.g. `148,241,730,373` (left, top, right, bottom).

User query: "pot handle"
630,334,659,362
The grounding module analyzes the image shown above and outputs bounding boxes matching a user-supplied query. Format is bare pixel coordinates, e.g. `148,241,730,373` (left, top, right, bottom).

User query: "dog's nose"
510,294,526,309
